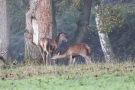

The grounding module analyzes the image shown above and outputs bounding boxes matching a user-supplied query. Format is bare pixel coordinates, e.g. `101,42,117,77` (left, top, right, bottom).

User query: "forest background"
8,0,135,62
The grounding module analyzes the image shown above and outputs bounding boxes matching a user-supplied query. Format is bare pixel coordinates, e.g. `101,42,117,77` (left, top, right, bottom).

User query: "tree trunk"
95,1,116,63
70,0,92,44
24,0,53,59
0,0,11,61
0,56,9,65
52,0,57,38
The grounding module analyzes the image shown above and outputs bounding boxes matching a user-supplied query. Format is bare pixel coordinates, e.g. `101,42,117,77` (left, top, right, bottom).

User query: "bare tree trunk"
52,0,57,38
0,0,11,61
24,0,53,60
70,0,92,44
95,0,116,63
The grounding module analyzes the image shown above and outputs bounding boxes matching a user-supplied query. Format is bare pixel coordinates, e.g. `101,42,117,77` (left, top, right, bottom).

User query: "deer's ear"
57,31,59,36
57,51,61,55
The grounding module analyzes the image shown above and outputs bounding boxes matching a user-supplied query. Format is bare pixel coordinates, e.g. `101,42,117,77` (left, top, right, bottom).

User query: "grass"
0,62,135,90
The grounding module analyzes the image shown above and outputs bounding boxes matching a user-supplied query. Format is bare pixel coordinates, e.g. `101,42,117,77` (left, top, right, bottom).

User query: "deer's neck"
57,51,68,59
55,37,62,48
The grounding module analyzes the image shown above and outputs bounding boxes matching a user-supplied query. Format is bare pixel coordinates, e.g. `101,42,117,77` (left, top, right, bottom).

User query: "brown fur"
38,33,67,65
51,43,92,64
49,39,58,53
85,44,91,55
38,37,50,65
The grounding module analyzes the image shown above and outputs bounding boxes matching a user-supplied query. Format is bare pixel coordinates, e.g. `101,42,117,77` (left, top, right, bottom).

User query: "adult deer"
51,43,92,64
38,33,67,65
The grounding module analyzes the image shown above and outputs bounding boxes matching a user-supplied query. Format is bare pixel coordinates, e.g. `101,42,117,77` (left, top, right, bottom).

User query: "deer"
38,33,67,65
51,43,92,64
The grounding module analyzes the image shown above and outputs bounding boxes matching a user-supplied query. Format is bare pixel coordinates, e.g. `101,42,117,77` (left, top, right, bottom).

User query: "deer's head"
58,33,68,42
56,33,68,47
50,53,60,60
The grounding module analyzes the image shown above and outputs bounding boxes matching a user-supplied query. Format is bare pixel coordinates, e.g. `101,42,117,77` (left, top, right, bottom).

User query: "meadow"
0,62,135,90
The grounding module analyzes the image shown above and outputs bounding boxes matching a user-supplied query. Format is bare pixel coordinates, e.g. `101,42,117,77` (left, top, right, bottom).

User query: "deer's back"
67,43,91,55
49,39,57,50
39,37,47,47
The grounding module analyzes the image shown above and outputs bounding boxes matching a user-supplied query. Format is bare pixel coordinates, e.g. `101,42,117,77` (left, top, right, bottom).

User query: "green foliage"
56,10,79,31
26,4,30,11
55,0,135,58
24,29,29,33
93,0,135,33
93,0,101,5
95,3,124,33
8,0,135,60
102,4,124,32
56,0,82,13
109,4,135,55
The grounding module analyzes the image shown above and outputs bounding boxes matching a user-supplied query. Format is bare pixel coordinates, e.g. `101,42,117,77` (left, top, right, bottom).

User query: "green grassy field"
0,62,135,90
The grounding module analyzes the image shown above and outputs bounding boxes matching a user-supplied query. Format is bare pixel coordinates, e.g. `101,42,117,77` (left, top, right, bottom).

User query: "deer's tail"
85,44,91,55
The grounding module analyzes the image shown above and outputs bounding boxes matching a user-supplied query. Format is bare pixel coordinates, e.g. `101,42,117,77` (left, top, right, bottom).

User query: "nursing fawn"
51,43,92,64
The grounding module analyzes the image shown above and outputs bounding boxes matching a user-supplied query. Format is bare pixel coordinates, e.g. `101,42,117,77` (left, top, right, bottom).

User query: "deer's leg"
44,44,49,65
38,45,43,58
72,57,76,64
81,54,90,64
45,52,49,65
46,47,51,65
88,56,92,64
84,55,92,64
48,46,51,65
43,51,46,64
69,55,72,64
86,56,92,64
38,45,46,64
52,49,56,65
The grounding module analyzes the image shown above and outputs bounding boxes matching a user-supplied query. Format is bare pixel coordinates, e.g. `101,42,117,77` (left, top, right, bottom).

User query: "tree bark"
95,1,116,63
0,56,9,65
24,0,53,59
70,0,92,44
0,0,11,61
52,0,57,38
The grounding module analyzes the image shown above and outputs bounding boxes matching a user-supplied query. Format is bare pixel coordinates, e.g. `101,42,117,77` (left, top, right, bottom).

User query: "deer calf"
51,43,92,64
